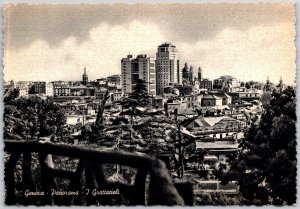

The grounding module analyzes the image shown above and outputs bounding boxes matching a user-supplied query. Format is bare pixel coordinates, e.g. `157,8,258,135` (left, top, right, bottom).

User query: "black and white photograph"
2,1,297,206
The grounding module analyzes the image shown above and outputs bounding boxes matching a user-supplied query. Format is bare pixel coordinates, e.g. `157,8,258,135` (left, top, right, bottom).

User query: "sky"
3,3,296,85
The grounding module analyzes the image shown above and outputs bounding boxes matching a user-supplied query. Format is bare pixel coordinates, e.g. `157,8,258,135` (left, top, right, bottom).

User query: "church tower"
276,76,286,94
82,67,88,85
198,67,202,81
189,65,194,83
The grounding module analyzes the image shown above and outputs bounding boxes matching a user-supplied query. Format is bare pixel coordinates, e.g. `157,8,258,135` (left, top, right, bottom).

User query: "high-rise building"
121,54,156,97
156,42,182,95
177,60,183,85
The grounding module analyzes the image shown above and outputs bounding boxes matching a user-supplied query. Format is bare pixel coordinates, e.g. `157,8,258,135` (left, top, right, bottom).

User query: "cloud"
177,22,296,85
4,3,294,49
4,21,165,82
4,4,296,85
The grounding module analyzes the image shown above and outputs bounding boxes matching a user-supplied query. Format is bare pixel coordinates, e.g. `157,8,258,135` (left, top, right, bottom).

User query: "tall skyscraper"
121,54,156,97
156,42,181,95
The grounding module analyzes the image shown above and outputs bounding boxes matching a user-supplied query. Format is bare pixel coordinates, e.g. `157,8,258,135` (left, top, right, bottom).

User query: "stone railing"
4,140,188,206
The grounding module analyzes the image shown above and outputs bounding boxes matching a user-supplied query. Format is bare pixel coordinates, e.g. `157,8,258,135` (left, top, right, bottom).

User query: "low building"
181,116,245,169
107,75,121,88
177,107,198,118
52,81,70,97
213,75,240,92
200,79,212,90
15,81,30,97
166,97,188,112
32,82,46,94
201,95,222,107
111,91,122,102
4,80,15,91
237,92,260,102
69,85,87,96
164,85,193,96
151,96,165,109
46,82,54,96
212,92,232,105
183,94,202,107
19,87,29,98
94,87,108,100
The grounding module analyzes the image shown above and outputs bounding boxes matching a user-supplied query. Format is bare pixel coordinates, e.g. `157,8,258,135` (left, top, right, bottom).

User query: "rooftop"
158,42,176,48
196,141,238,149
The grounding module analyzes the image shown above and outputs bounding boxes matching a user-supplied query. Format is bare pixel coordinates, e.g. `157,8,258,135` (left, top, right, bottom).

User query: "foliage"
133,113,206,178
4,88,67,141
261,92,272,106
218,87,296,205
121,79,150,125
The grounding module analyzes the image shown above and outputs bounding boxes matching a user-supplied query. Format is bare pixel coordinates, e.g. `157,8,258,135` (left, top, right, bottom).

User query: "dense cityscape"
4,42,296,205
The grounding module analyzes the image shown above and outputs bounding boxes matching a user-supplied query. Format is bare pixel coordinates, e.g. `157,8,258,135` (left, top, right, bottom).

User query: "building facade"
200,78,213,90
32,82,46,94
121,54,156,97
156,43,181,95
201,95,223,107
45,82,54,96
213,75,239,92
107,75,121,88
53,81,71,97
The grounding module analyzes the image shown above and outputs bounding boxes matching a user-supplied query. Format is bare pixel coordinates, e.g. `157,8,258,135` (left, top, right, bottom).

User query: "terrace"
4,140,191,206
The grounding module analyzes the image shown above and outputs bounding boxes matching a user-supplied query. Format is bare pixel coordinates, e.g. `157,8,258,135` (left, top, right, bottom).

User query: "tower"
263,76,273,92
276,76,286,93
198,67,202,81
189,65,194,83
182,63,189,80
82,67,88,85
156,42,180,95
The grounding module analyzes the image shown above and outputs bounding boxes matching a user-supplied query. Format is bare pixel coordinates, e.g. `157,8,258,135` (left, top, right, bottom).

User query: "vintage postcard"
2,2,296,206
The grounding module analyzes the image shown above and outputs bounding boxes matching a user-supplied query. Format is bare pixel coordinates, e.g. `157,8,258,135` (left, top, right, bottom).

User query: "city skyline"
3,3,297,206
4,3,295,84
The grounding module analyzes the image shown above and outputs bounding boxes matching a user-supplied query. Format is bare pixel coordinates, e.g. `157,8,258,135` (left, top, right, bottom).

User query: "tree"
4,89,67,141
93,90,110,137
245,82,251,89
136,111,206,179
218,87,296,205
261,92,272,106
121,79,150,125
